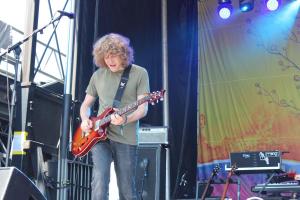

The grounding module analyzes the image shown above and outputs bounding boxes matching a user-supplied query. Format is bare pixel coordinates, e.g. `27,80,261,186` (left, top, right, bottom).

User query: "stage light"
217,0,233,19
266,0,280,11
239,0,254,12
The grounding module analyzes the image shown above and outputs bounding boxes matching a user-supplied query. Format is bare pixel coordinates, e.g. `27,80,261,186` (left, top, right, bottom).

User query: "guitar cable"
139,175,145,200
138,158,149,200
68,141,78,164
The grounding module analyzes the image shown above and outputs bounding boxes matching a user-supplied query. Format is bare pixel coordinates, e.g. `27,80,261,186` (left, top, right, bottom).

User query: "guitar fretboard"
94,95,151,129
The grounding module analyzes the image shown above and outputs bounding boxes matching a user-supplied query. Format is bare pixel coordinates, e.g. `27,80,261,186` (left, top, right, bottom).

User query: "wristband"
123,115,128,124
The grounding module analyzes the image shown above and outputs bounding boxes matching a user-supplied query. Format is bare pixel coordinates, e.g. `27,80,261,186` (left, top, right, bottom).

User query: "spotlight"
217,0,233,19
239,0,254,12
266,0,280,11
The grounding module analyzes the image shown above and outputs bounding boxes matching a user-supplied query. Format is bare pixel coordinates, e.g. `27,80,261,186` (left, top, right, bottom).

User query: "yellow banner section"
11,131,28,155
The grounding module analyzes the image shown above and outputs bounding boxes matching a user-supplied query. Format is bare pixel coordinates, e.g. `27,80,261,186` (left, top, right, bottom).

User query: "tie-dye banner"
197,0,300,198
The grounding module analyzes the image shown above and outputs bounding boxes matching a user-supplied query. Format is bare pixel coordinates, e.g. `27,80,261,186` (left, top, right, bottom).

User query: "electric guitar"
221,164,237,200
71,90,166,158
201,164,220,200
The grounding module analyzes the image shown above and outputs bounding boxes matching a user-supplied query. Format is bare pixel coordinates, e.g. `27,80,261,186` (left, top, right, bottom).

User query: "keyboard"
252,181,300,193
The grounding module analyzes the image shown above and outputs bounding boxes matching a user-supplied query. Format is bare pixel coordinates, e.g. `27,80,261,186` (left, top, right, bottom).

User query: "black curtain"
75,0,198,198
168,1,198,198
75,0,96,104
94,0,163,125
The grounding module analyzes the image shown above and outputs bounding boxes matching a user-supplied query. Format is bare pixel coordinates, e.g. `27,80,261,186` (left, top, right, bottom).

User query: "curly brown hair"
92,33,134,68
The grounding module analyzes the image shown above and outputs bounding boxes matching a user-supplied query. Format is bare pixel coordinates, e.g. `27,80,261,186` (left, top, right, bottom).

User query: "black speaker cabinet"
27,85,63,149
136,144,166,200
0,167,46,200
9,84,63,181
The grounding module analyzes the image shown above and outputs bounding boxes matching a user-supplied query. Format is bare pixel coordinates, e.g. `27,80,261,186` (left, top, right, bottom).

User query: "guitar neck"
96,95,151,128
201,165,220,200
221,170,235,200
117,95,150,116
201,174,214,200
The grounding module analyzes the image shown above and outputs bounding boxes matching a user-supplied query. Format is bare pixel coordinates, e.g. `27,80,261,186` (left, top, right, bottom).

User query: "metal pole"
5,47,21,167
161,0,170,199
57,0,75,199
237,176,240,200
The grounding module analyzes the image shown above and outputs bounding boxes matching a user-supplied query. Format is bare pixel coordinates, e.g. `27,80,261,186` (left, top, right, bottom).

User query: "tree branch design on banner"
255,82,300,114
246,16,300,71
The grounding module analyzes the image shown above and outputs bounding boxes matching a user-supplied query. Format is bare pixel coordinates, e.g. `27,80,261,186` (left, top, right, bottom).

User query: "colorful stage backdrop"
197,0,300,198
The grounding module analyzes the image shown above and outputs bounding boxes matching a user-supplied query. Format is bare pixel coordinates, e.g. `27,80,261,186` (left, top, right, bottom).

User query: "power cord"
139,158,149,200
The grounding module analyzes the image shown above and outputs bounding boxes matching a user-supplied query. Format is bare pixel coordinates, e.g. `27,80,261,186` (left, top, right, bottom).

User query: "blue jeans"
91,140,137,200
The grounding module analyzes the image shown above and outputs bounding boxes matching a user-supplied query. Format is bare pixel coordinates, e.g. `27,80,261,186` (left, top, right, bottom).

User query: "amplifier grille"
138,126,168,145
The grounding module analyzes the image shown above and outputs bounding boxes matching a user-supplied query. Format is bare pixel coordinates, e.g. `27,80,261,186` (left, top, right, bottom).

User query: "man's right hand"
80,119,93,133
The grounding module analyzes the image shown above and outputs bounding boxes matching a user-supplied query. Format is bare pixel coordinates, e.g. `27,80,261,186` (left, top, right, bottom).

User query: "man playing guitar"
79,33,149,200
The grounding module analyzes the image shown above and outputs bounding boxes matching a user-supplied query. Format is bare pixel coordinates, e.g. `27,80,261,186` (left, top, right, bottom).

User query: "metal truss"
1,0,92,199
0,118,8,167
32,0,70,84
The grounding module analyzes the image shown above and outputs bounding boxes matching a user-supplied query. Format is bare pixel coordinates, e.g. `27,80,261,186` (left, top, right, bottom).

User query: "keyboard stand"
237,175,240,200
195,180,200,200
257,171,277,195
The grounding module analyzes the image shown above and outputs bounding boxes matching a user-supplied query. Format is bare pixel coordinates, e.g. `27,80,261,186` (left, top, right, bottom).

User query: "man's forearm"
80,104,91,121
126,104,148,124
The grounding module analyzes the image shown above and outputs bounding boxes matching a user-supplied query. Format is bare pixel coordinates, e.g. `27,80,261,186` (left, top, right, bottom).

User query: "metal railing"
68,156,93,200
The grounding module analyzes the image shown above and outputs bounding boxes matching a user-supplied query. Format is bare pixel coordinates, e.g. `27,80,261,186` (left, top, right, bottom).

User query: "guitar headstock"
230,163,238,174
213,164,221,175
148,89,166,105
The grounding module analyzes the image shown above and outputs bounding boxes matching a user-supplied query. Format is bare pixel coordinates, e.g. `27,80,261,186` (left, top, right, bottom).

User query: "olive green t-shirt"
86,64,150,145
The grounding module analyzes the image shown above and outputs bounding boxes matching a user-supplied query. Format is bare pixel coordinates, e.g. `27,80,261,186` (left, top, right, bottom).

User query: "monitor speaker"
0,167,46,200
136,144,166,200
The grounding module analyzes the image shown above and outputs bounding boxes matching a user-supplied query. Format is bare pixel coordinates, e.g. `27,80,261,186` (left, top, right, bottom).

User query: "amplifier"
138,126,168,145
225,150,282,173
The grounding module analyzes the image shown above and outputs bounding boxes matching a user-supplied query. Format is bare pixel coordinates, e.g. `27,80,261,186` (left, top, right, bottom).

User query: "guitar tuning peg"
160,97,164,101
151,102,155,106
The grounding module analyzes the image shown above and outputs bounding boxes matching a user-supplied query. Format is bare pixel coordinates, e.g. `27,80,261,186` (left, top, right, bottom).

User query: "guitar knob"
151,102,155,106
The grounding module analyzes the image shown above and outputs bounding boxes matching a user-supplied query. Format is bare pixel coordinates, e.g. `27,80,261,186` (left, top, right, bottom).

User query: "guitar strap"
113,64,132,108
